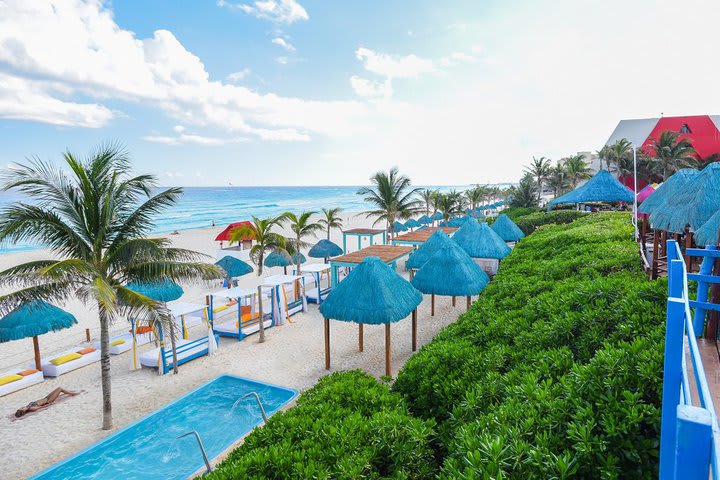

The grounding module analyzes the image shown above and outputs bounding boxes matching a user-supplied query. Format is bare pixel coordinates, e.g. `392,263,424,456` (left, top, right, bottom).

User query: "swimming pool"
32,376,297,479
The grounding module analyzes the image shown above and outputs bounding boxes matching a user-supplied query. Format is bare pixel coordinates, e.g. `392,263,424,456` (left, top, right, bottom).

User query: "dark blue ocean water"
0,185,468,254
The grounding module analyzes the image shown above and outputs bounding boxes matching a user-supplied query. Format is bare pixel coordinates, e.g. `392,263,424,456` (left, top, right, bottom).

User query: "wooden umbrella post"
385,323,391,377
411,309,417,352
32,335,41,371
358,323,363,352
324,318,330,370
452,296,456,307
652,229,660,279
684,228,693,271
466,296,471,311
431,294,435,316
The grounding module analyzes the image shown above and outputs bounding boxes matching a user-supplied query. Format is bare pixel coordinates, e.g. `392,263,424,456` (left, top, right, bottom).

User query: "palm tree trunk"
99,309,113,430
168,319,179,375
296,234,302,274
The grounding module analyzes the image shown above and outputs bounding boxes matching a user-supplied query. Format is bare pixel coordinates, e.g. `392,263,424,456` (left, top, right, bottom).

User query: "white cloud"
271,37,295,51
143,133,248,146
0,0,364,138
275,56,289,65
449,52,477,63
218,0,308,24
226,68,251,82
355,47,435,79
173,125,185,133
350,76,392,99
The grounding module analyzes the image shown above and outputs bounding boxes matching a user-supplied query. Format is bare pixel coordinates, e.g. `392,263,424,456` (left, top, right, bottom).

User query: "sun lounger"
0,369,44,397
214,316,273,340
139,335,219,371
93,330,154,355
40,347,101,377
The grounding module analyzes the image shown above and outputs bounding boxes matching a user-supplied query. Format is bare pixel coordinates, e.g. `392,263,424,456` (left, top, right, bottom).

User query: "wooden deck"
690,339,720,414
392,227,457,244
331,244,413,265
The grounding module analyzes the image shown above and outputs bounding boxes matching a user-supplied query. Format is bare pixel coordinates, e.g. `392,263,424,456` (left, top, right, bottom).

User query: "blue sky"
1,0,719,186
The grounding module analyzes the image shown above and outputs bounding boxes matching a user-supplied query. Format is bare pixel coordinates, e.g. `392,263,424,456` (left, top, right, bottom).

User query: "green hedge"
207,371,438,479
393,213,665,478
513,210,588,235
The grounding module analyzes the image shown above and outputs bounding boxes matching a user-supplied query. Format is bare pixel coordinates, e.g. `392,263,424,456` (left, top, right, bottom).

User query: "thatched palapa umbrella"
264,249,293,275
215,255,253,288
453,221,511,276
319,256,421,376
410,242,488,350
308,239,343,262
418,214,433,226
404,218,421,231
490,214,525,243
406,230,453,313
0,301,77,370
547,169,634,209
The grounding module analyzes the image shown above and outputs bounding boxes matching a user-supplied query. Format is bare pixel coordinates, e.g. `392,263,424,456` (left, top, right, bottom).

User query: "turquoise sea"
0,185,470,254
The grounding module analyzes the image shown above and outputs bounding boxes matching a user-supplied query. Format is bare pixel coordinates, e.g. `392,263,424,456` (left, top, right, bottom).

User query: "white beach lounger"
93,331,154,355
40,347,101,377
213,317,273,338
139,336,217,370
0,369,44,397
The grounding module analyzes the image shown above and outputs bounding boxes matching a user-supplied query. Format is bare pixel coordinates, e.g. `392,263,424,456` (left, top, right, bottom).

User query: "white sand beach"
0,213,466,479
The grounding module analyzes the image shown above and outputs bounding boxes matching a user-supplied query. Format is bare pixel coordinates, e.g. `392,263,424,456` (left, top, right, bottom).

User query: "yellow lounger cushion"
110,339,126,346
0,374,23,386
50,352,82,366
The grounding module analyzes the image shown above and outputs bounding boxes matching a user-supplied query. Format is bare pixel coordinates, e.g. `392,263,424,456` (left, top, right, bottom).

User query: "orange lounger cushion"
18,369,39,376
77,347,96,355
131,326,153,335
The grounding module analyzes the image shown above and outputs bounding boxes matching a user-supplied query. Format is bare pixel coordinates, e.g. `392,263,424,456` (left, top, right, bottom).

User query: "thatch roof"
490,214,525,242
695,209,720,246
406,230,453,270
432,212,443,221
453,221,511,259
638,169,700,216
215,255,253,277
393,220,408,232
411,242,489,296
0,301,77,342
308,239,343,258
126,279,184,302
405,218,421,228
319,257,421,324
418,215,433,225
548,170,634,208
651,163,720,233
264,250,293,267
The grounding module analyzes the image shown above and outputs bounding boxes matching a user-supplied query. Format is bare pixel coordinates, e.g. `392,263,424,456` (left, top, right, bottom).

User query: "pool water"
32,376,297,480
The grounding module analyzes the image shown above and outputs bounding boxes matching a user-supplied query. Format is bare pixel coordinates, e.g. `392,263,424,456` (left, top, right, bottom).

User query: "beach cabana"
453,221,511,275
329,244,413,286
490,214,525,245
418,215,433,226
547,169,634,209
215,255,253,288
208,286,272,340
342,228,386,253
264,249,293,274
0,301,78,393
295,263,332,304
411,243,489,348
651,163,720,234
215,221,255,249
262,274,307,325
405,218,421,230
319,256,422,376
308,239,343,261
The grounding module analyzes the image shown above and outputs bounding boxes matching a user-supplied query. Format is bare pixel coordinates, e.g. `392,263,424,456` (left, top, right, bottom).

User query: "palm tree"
434,191,464,224
546,161,568,198
230,216,286,276
524,156,551,203
464,185,483,211
0,145,220,430
607,138,633,174
282,211,324,274
318,207,343,240
646,130,698,180
417,188,437,217
563,154,592,189
357,167,421,238
509,174,538,208
596,145,613,170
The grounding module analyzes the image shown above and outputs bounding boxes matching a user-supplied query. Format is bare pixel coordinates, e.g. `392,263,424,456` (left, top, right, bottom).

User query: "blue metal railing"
660,240,720,479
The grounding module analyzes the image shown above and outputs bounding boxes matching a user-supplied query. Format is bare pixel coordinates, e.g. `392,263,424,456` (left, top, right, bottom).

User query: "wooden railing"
660,240,720,479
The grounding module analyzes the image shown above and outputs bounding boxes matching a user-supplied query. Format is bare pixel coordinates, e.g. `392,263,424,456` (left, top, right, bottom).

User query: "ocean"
0,184,470,254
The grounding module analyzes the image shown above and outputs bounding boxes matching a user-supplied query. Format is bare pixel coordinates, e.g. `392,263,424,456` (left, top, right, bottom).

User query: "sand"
0,213,466,479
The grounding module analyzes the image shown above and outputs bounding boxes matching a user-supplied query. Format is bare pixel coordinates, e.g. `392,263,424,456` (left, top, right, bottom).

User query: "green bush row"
392,213,666,479
207,370,438,479
494,206,543,222
513,209,588,235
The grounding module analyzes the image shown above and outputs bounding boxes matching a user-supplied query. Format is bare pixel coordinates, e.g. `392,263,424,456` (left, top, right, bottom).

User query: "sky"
1,0,719,187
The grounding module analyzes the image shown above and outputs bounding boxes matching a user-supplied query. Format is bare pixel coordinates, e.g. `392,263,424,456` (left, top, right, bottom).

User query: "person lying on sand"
15,387,81,418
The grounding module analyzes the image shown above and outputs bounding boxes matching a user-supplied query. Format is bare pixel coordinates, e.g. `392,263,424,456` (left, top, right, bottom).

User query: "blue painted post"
358,235,361,251
659,258,687,478
370,233,374,246
383,231,387,244
674,404,713,479
158,323,167,375
343,233,347,254
208,295,214,322
694,246,717,336
237,296,242,341
331,264,338,288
